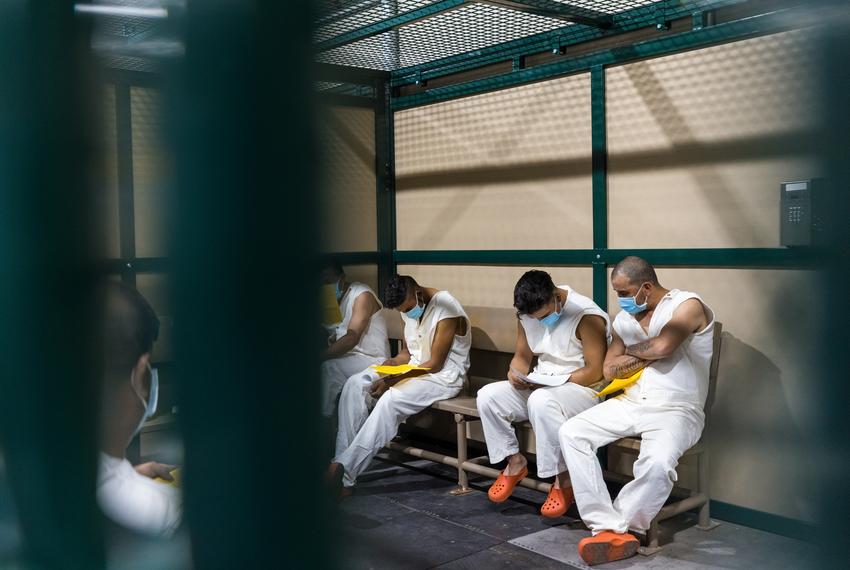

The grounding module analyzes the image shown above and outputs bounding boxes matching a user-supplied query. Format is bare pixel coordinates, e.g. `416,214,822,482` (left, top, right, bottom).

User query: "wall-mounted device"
780,179,824,247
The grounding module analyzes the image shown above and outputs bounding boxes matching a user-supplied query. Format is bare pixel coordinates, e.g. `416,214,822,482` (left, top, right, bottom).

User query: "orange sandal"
578,531,639,566
487,466,528,503
540,485,573,518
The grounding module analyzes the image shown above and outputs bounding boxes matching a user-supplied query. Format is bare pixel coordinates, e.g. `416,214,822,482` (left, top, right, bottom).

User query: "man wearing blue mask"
327,275,471,495
319,262,390,418
477,270,610,517
98,282,181,537
559,256,715,566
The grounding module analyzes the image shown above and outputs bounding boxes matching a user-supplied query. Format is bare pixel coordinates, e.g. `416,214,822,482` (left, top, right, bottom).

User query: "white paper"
510,367,570,387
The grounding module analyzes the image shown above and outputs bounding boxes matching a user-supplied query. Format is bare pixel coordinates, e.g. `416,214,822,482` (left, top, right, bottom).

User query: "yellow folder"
595,369,644,398
321,284,342,325
371,364,430,376
154,468,181,488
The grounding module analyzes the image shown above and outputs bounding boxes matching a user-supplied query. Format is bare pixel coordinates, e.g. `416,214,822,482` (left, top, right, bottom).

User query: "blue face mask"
538,298,562,329
404,293,425,320
618,284,649,315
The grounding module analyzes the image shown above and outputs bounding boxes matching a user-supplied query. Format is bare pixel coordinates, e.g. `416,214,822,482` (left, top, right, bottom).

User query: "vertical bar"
375,78,397,296
0,1,104,567
455,414,469,492
116,83,136,286
590,65,608,312
169,1,325,567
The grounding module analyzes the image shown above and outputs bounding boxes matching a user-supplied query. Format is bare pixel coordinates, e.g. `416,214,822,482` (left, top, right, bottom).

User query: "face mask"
404,292,425,320
539,297,562,328
130,363,159,443
618,284,649,315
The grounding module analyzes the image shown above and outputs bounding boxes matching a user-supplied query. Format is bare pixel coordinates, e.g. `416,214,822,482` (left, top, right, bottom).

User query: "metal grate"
314,0,735,72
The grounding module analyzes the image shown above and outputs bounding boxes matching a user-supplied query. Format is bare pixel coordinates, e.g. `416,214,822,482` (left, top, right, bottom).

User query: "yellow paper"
370,364,430,376
154,468,181,488
321,284,342,325
595,369,644,398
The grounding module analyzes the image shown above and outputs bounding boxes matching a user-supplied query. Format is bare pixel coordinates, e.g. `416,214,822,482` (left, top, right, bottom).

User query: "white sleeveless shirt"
614,289,715,410
401,290,471,388
519,285,611,387
333,282,390,361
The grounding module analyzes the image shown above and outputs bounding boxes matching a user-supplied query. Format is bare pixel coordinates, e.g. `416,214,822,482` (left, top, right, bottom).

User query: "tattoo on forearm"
625,340,659,359
608,356,646,378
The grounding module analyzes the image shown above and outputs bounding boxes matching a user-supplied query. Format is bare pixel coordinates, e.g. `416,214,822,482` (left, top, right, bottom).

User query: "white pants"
335,368,461,487
559,396,704,534
477,381,599,478
320,353,383,417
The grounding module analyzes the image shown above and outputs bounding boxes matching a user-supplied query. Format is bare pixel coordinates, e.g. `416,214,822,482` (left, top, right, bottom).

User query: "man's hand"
508,369,537,390
380,359,397,367
135,461,177,481
370,377,391,398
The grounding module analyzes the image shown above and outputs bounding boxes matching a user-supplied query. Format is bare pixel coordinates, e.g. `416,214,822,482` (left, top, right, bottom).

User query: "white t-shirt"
98,453,182,537
332,282,390,361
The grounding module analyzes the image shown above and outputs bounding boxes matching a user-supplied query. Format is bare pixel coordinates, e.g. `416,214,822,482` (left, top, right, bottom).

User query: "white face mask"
129,363,158,444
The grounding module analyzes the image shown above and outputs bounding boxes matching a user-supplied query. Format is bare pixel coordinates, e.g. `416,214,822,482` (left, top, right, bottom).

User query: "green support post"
591,65,608,312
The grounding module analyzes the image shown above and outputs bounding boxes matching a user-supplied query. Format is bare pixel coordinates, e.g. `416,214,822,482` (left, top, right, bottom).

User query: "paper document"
371,364,430,376
594,369,644,398
154,468,182,488
510,367,570,387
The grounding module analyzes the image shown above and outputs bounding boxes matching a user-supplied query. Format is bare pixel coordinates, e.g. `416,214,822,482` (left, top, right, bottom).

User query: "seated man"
319,262,390,418
328,275,471,495
477,270,610,517
98,282,182,537
559,256,715,566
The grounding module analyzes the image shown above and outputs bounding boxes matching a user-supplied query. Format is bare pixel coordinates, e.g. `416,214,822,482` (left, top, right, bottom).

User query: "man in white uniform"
559,256,714,565
319,262,390,418
477,270,610,517
98,282,182,537
328,275,471,495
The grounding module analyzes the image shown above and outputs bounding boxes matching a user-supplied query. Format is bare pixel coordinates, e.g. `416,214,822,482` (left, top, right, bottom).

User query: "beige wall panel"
605,267,820,521
607,30,821,248
344,264,379,292
136,273,174,364
395,73,593,250
132,87,174,258
98,86,120,259
318,106,377,253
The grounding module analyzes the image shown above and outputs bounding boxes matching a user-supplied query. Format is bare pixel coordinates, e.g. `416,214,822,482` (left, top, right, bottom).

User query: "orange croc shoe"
578,531,639,566
540,485,573,518
487,466,528,503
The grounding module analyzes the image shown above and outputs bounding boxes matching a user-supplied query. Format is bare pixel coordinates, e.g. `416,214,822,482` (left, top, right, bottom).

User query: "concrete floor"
337,453,818,570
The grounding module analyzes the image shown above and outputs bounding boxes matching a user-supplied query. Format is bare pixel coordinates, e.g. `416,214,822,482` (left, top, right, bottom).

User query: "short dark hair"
611,256,659,286
322,259,344,278
385,275,417,309
103,282,160,373
514,270,556,315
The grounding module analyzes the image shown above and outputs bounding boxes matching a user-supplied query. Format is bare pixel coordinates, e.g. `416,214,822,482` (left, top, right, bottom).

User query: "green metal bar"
393,7,806,109
321,251,381,266
392,7,806,109
171,1,326,567
390,0,746,86
475,0,613,28
315,62,390,84
590,64,608,311
116,82,137,286
375,78,397,296
394,248,823,268
0,0,104,566
317,92,377,108
315,0,467,52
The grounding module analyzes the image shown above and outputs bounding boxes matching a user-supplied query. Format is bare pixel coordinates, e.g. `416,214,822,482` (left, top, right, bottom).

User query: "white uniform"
335,291,471,487
477,286,610,478
321,282,390,417
98,453,182,537
560,289,714,534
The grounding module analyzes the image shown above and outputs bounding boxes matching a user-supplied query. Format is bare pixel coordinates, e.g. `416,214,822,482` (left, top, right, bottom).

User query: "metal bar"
395,248,823,268
390,0,747,86
115,82,137,285
476,0,613,28
375,78,397,295
391,6,805,107
454,414,470,492
317,92,377,108
171,1,324,566
0,0,104,566
315,62,390,84
321,251,381,266
590,64,608,312
316,0,383,27
315,0,467,52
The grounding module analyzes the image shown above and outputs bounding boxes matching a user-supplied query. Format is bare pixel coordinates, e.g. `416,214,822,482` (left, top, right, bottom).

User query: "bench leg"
638,519,662,556
696,451,720,531
450,413,475,496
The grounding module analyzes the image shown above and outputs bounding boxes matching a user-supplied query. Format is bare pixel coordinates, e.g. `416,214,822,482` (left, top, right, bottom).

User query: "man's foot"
325,462,345,500
577,531,639,566
540,485,573,518
487,465,528,503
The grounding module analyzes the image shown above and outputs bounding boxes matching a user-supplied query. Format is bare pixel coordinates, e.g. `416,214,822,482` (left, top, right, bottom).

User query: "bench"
379,306,723,553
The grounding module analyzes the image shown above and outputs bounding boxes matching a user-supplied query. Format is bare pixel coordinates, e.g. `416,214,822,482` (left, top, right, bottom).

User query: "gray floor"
337,454,818,570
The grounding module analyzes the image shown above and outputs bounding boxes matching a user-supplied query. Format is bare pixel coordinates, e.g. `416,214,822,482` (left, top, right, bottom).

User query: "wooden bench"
380,306,723,552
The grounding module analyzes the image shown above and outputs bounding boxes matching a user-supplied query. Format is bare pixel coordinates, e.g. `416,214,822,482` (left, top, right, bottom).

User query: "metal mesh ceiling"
315,0,670,71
